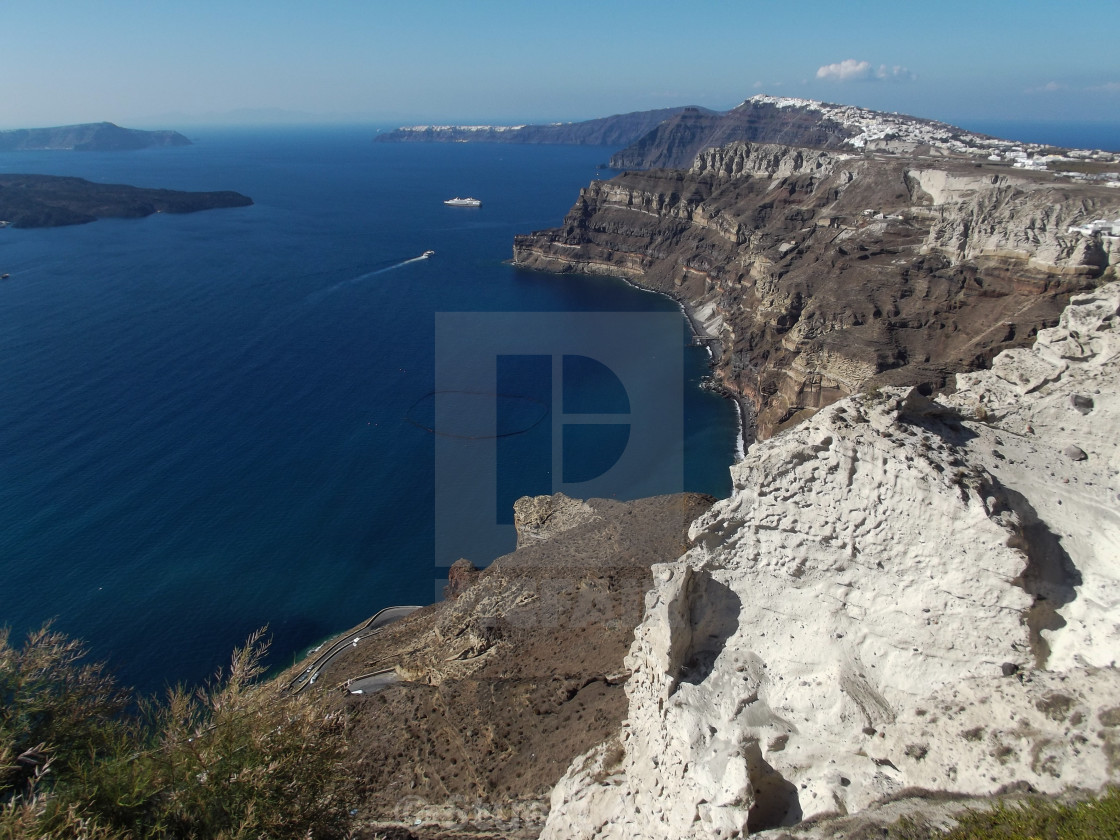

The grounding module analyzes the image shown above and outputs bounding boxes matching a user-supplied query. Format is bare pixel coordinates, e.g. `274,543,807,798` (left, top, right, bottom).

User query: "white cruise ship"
443,197,481,207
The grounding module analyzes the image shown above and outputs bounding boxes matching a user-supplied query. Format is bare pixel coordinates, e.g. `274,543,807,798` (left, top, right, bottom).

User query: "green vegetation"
895,788,1120,840
947,790,1120,840
1,625,354,839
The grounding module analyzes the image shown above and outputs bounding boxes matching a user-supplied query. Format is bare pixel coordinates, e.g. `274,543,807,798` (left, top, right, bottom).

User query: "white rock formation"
542,283,1120,839
911,168,1119,273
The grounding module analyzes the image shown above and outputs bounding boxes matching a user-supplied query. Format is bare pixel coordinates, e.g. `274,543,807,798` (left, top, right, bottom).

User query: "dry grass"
1,625,356,839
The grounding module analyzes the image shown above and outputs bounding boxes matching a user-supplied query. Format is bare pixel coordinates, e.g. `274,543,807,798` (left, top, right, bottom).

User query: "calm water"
956,120,1120,152
0,128,740,692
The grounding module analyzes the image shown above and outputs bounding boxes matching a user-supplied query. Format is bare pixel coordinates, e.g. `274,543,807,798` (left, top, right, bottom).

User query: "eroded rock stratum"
514,142,1120,440
542,282,1120,839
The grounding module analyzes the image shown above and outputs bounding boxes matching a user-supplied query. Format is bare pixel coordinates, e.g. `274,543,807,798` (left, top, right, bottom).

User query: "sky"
2,0,1118,131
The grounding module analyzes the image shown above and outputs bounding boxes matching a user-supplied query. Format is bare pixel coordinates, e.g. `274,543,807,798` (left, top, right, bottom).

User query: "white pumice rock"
542,282,1120,839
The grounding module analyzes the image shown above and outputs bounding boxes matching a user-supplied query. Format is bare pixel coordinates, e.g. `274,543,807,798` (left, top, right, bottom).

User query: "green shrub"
1,626,355,840
945,788,1120,840
894,788,1120,840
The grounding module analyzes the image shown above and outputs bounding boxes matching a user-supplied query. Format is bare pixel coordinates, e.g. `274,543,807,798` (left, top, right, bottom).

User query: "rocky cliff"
513,141,1120,439
606,95,1055,171
0,122,190,151
541,281,1120,839
607,99,854,170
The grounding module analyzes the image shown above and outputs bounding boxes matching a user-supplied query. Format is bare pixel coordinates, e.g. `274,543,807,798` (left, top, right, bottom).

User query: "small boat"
443,197,481,207
0,273,9,280
422,250,435,258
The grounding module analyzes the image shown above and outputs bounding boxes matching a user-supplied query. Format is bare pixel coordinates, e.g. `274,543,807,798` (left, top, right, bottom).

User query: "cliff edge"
542,282,1120,838
294,494,714,837
514,141,1120,440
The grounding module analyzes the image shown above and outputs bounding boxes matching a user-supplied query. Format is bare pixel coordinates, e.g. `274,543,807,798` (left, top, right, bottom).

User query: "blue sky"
3,0,1118,130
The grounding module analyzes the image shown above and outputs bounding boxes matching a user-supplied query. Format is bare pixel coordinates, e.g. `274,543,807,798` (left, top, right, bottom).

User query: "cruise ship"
443,197,481,207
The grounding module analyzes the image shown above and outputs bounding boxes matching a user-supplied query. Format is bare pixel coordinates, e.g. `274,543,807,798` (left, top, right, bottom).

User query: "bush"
894,787,1120,840
1,626,355,840
0,625,129,796
945,788,1120,840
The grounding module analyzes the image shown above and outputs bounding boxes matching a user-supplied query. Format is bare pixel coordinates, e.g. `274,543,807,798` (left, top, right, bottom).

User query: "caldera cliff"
291,104,1120,838
514,141,1120,440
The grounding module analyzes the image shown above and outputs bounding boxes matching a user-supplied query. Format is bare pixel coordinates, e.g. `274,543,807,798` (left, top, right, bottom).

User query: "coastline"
609,270,754,461
509,257,754,462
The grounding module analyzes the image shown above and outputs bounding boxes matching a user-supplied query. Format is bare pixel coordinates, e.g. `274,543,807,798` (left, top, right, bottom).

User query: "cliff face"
607,101,854,170
542,282,1120,839
513,142,1120,439
0,122,190,151
605,95,1036,171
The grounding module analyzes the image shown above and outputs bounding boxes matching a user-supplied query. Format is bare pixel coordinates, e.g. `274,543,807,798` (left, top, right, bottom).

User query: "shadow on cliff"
746,742,803,831
671,570,742,689
999,482,1082,667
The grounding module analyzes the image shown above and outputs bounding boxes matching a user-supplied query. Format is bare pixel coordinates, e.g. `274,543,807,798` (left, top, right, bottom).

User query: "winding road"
287,605,421,694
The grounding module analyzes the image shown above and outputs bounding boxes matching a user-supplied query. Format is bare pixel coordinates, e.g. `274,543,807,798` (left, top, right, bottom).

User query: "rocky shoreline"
619,271,756,455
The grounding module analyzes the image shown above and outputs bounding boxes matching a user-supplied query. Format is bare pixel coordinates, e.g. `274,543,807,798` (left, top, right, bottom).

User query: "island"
372,106,711,149
0,122,191,152
0,174,252,228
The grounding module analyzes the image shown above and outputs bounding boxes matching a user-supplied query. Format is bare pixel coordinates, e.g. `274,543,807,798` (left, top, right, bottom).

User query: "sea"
0,127,741,693
4,120,1114,695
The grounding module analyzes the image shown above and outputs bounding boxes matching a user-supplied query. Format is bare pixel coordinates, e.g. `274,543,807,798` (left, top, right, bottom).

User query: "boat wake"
306,251,434,303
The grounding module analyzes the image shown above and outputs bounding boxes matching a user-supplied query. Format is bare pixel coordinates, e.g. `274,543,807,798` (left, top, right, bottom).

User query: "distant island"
0,174,252,228
373,106,710,150
0,122,190,152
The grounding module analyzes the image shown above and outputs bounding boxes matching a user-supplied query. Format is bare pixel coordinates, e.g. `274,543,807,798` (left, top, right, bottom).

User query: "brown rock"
513,144,1116,440
305,493,715,829
443,558,481,600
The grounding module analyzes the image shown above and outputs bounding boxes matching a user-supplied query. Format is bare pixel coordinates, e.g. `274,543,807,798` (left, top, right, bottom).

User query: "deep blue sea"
955,120,1120,152
0,127,740,693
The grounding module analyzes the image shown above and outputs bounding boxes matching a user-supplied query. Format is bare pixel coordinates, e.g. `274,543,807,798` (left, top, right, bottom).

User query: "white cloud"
1088,81,1120,93
817,59,872,81
753,80,764,89
816,59,914,83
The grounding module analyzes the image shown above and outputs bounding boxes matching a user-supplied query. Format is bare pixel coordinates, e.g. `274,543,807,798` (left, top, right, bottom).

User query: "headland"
0,173,252,228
